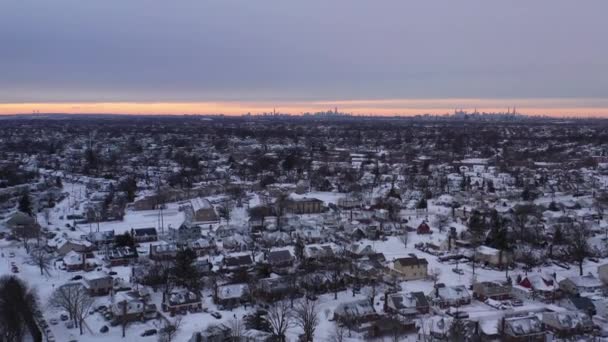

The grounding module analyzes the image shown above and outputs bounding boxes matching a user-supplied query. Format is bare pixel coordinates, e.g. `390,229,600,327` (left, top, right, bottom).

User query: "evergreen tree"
18,192,33,216
417,198,427,210
468,210,485,244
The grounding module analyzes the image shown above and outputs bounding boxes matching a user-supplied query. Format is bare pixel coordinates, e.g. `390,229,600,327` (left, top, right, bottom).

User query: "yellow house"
394,256,428,280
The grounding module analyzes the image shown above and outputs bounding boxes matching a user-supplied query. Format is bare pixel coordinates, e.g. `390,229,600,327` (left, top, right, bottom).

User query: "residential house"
475,245,512,267
83,272,113,296
56,239,93,256
188,237,216,257
191,198,218,223
562,296,597,316
112,292,156,323
559,273,604,297
303,244,335,261
216,283,250,310
285,197,324,214
62,250,85,271
393,255,428,280
258,276,293,301
169,223,202,244
132,227,158,243
162,289,203,315
416,221,431,234
222,254,254,272
149,243,178,261
106,246,138,266
516,273,561,301
542,311,593,338
266,249,295,268
428,284,472,309
501,315,545,342
598,263,608,285
385,291,430,320
473,281,512,301
333,299,380,329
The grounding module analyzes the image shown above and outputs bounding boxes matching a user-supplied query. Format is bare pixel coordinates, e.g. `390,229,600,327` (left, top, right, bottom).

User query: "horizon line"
2,98,608,117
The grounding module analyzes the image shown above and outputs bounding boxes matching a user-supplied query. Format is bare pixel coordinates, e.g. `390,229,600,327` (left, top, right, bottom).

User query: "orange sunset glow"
2,98,608,117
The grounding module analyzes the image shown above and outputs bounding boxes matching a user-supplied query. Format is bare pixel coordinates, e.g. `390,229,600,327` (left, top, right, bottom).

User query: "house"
193,258,213,274
542,311,593,338
83,272,113,296
333,299,380,328
190,198,218,223
385,291,430,319
285,197,324,214
62,250,85,271
475,245,512,267
169,223,202,244
149,243,178,261
162,288,203,315
416,221,431,234
106,246,138,266
189,324,233,342
216,283,250,310
87,231,115,246
517,274,561,301
416,316,452,341
501,315,545,342
560,273,604,297
258,276,293,301
338,197,362,209
56,239,93,256
222,254,254,271
266,249,295,268
112,292,153,323
473,281,512,301
300,272,332,294
303,244,334,261
428,284,472,308
562,296,597,316
132,227,158,243
393,255,428,280
188,237,216,257
598,263,608,285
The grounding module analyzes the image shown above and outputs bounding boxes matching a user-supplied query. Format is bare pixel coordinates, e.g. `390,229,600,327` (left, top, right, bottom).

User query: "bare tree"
29,248,52,276
327,323,346,342
266,300,295,342
74,289,95,335
568,224,591,276
434,214,450,233
228,317,244,341
49,283,94,334
294,299,319,342
428,268,442,287
158,315,183,342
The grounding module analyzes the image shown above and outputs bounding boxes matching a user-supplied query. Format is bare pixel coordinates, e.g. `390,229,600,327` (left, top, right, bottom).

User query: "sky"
1,0,608,116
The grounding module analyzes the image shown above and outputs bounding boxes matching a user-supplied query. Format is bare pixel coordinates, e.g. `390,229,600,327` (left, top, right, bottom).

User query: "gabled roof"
267,249,293,264
395,256,428,267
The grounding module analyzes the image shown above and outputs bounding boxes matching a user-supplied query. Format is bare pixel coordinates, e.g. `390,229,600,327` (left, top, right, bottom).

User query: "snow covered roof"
217,283,249,300
505,315,543,336
334,299,375,317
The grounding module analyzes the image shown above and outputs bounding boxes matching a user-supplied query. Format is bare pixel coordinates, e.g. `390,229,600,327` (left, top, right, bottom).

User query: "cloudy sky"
1,0,608,115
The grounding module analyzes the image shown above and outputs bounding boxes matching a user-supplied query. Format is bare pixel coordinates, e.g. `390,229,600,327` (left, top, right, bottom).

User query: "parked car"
100,325,109,333
141,329,157,337
70,275,83,281
511,299,523,307
210,312,222,319
60,313,69,321
50,318,59,325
